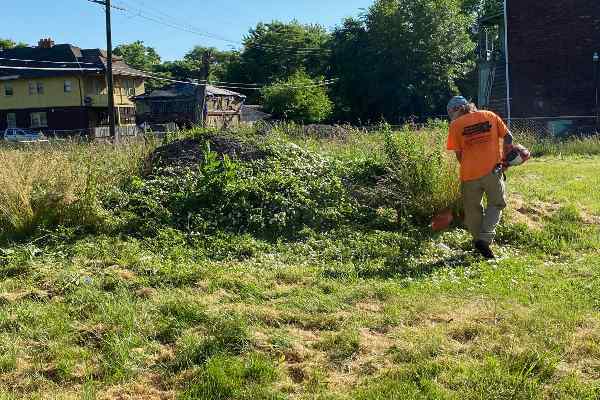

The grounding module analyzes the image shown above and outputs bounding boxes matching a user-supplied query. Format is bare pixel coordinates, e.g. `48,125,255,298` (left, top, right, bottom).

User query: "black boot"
474,240,495,260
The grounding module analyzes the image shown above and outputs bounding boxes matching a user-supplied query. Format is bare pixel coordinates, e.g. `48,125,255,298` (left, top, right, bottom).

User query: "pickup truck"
2,128,48,143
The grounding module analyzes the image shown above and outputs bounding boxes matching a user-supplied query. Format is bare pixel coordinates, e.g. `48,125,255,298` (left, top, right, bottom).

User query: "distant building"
134,82,246,129
478,1,600,134
0,38,147,135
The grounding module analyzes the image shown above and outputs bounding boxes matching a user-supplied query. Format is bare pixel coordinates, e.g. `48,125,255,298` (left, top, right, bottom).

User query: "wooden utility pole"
104,0,117,142
89,0,124,141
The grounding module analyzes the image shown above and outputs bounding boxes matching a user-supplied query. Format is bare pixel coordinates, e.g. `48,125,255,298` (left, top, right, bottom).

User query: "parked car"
2,128,48,143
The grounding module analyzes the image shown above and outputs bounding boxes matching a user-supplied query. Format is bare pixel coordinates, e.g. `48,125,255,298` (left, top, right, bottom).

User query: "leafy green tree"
261,70,333,123
184,46,240,82
233,21,331,85
114,41,164,91
0,38,28,50
114,41,161,71
462,0,503,17
331,0,476,122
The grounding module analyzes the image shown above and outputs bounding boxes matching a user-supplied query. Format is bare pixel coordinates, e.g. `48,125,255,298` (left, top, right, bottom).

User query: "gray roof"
135,83,245,100
206,85,245,97
0,44,148,79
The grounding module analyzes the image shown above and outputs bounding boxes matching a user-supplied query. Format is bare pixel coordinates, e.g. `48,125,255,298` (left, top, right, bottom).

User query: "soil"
144,135,267,174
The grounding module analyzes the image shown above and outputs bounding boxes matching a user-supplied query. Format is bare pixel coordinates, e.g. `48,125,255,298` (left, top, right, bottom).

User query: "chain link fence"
509,116,599,138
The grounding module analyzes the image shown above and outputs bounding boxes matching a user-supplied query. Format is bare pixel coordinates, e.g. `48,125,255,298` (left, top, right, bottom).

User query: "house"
478,1,600,134
0,38,147,136
134,82,246,129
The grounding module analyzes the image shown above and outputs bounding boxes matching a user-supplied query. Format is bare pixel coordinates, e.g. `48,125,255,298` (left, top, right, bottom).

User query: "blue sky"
3,0,373,61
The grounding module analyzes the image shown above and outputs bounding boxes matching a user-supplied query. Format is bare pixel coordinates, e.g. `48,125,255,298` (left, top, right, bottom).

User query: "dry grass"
0,140,155,239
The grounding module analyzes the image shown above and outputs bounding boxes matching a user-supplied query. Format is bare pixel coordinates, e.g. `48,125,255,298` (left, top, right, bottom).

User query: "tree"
461,0,503,17
114,41,163,91
0,38,28,50
261,70,333,123
114,41,161,72
330,0,476,122
184,46,240,82
233,21,331,85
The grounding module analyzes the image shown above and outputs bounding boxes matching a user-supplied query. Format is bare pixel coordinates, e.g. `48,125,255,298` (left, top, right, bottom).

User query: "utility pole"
594,52,599,126
89,0,117,142
105,0,117,142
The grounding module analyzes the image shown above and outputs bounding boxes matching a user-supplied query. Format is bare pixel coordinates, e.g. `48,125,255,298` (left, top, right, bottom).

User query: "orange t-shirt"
447,110,509,182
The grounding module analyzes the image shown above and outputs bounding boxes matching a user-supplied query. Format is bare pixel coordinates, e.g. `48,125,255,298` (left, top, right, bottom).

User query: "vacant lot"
0,128,599,399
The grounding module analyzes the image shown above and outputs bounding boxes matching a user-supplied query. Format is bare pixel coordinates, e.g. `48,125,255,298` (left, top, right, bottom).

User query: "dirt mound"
145,135,267,174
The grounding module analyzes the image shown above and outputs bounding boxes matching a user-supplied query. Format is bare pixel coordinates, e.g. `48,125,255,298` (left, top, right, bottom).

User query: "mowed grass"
508,156,600,215
0,151,599,398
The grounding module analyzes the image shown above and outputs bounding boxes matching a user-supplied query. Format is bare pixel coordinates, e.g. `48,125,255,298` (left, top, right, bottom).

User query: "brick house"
478,1,600,134
0,38,147,136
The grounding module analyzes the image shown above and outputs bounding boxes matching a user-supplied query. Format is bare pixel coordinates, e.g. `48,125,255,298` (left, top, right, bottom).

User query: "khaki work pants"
461,172,507,244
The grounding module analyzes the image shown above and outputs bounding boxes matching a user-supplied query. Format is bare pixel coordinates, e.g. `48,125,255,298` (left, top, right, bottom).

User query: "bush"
261,70,333,123
120,136,355,238
348,123,460,224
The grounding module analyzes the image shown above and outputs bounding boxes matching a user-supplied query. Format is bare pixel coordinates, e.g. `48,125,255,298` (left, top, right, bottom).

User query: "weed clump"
120,134,355,239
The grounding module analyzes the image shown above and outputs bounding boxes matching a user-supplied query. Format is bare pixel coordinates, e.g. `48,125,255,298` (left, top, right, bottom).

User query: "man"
446,96,514,259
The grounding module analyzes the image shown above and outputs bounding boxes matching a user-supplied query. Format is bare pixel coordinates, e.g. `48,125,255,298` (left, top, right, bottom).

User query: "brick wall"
507,0,600,117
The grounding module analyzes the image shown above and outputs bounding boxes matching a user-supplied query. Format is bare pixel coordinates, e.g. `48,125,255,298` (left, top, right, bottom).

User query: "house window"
93,79,105,95
118,107,136,125
28,82,44,95
124,80,135,97
64,80,73,93
30,112,48,128
4,83,13,96
6,113,16,128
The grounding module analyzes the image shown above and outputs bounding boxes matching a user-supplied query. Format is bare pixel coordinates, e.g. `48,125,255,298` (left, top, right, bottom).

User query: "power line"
126,0,330,51
87,0,126,11
0,63,338,90
0,65,102,71
0,56,97,66
113,0,331,54
113,67,338,90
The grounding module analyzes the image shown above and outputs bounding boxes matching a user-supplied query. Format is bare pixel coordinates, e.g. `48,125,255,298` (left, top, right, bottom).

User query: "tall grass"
516,131,600,157
0,140,155,240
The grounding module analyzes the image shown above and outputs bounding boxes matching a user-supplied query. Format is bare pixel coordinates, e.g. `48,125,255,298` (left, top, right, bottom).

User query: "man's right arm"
447,123,462,163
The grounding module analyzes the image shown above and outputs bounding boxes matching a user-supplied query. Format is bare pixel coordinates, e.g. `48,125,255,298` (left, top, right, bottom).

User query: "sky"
3,0,374,61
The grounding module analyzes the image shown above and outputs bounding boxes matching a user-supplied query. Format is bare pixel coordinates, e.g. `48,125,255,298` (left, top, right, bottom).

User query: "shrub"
348,123,460,225
261,70,333,123
121,137,355,238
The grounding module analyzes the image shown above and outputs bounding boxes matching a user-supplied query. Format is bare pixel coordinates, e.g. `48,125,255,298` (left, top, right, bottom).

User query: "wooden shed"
135,83,246,129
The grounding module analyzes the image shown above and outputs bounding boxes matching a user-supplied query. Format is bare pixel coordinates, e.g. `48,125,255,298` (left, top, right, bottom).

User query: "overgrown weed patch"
1,128,599,398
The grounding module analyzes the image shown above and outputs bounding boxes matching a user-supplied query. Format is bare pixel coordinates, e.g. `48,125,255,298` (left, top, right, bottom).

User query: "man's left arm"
503,132,514,153
495,114,514,153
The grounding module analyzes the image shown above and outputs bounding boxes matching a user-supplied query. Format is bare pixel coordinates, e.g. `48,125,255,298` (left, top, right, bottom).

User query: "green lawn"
0,156,599,399
508,156,600,215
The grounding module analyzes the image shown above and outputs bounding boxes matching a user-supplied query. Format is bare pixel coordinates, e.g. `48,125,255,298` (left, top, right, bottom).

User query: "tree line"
1,0,502,124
